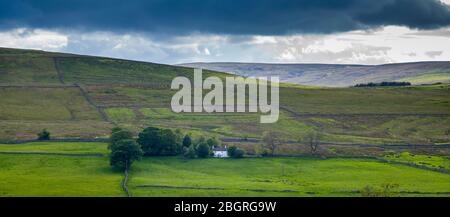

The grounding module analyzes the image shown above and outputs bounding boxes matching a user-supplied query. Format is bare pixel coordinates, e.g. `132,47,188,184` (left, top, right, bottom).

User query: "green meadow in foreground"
129,157,450,197
0,142,449,197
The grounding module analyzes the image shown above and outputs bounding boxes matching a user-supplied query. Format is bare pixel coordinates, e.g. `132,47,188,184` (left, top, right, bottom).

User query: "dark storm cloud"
1,0,450,35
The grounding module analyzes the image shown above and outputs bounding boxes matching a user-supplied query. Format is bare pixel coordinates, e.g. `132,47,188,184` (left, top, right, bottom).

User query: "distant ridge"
179,61,450,87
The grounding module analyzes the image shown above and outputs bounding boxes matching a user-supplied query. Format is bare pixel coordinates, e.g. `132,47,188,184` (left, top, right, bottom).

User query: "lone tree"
109,129,134,148
304,131,322,154
37,129,50,140
262,131,281,155
110,139,143,170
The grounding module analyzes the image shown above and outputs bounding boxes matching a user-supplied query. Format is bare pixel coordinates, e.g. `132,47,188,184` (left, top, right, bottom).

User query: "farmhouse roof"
212,146,227,151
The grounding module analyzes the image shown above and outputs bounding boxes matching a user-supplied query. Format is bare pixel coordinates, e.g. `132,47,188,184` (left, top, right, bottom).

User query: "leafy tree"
137,127,181,156
182,134,192,148
111,127,123,134
206,137,219,148
160,129,180,155
227,146,237,156
196,142,210,158
110,130,133,148
196,136,206,144
183,146,196,158
233,149,245,158
37,129,50,140
137,127,162,155
262,131,281,155
109,139,143,169
174,129,183,146
228,146,244,158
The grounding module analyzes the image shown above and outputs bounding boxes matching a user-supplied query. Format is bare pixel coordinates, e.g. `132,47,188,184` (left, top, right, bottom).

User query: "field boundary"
123,167,131,197
53,57,65,84
280,106,450,117
219,137,450,149
74,84,111,123
0,84,76,88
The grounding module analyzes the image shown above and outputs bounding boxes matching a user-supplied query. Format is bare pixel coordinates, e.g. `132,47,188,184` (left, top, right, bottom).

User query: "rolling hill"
0,47,449,157
179,62,450,87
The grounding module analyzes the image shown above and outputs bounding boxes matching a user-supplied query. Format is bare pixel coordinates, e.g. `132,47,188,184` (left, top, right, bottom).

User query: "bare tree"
262,131,281,155
304,131,322,154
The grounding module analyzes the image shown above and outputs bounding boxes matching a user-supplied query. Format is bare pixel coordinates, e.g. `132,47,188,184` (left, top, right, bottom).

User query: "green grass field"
384,152,450,170
129,157,450,197
0,142,449,197
0,142,109,154
398,69,450,84
0,154,123,196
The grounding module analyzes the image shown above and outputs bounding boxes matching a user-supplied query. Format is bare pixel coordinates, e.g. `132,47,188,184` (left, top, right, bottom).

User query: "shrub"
228,146,244,158
360,183,399,197
232,149,245,158
37,129,50,140
227,146,237,156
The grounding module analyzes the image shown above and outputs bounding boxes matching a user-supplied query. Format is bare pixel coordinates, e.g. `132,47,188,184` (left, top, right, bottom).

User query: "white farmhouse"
212,146,228,158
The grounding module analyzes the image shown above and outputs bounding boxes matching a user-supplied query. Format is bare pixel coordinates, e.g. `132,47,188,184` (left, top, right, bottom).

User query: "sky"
0,0,450,65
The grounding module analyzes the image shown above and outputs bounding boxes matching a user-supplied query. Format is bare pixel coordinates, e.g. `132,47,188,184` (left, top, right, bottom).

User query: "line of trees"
108,126,235,169
354,81,411,87
260,131,324,156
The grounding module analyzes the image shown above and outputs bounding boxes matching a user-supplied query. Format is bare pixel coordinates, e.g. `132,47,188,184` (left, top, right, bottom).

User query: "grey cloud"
1,0,450,36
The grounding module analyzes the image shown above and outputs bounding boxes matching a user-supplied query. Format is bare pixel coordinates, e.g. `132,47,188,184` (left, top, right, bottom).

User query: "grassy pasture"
280,85,450,115
0,142,119,196
129,157,450,196
0,87,101,121
0,142,449,197
0,142,109,154
57,57,229,85
0,56,60,84
398,69,450,84
0,120,112,140
384,152,450,170
0,154,123,196
0,86,111,140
